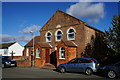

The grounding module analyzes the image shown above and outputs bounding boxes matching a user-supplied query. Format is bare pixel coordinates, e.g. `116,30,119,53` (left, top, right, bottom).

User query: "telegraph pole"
30,31,34,67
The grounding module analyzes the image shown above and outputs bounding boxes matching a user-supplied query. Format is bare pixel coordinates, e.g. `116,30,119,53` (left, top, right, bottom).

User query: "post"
10,51,15,59
32,32,34,67
30,31,34,67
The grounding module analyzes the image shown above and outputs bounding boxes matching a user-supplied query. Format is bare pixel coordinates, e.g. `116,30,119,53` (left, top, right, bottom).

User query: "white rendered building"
0,42,24,57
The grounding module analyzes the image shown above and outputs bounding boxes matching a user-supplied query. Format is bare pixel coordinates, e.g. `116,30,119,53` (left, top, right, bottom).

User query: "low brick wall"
34,59,45,67
13,56,23,60
16,60,31,67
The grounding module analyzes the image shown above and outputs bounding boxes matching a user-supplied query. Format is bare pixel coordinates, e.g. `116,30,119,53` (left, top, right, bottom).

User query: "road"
2,67,105,78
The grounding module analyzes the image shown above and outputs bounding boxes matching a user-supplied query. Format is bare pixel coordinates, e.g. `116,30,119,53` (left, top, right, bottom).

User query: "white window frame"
45,31,52,42
55,29,63,41
36,48,40,58
26,48,29,56
4,49,8,55
59,47,65,59
67,27,76,40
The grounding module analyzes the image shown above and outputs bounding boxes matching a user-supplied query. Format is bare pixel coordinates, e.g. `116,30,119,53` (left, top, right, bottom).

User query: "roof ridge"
71,41,78,47
0,42,16,44
57,9,85,23
40,9,85,32
24,36,41,47
58,10,104,33
40,9,104,33
0,42,16,49
62,40,77,47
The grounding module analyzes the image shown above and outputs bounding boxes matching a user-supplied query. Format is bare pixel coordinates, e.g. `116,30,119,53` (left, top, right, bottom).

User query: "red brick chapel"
22,10,106,68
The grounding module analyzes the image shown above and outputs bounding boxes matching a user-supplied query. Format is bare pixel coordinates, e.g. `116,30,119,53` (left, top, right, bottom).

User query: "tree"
104,15,120,55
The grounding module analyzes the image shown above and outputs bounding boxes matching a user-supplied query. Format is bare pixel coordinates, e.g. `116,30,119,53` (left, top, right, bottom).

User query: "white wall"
0,49,4,56
8,42,24,56
0,49,8,56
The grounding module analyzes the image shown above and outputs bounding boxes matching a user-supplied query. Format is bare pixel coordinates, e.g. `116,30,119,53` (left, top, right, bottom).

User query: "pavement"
0,57,2,80
2,67,105,79
0,67,2,80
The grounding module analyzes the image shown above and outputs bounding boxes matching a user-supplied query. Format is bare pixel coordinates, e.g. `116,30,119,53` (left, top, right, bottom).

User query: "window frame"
59,47,65,59
26,48,29,56
55,29,63,41
4,49,8,55
36,48,40,58
67,27,76,40
45,31,52,42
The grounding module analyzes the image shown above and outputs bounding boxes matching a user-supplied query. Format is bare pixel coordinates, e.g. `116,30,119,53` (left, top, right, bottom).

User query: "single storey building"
0,42,24,59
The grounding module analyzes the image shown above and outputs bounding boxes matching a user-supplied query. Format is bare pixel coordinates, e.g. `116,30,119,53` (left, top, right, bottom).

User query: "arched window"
46,32,52,42
67,28,76,40
36,48,40,58
55,30,63,41
59,47,65,59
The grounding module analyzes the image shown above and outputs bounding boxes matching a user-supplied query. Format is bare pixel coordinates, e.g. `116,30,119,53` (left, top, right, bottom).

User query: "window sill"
46,41,51,42
36,57,40,58
56,39,62,42
67,38,75,41
59,58,65,60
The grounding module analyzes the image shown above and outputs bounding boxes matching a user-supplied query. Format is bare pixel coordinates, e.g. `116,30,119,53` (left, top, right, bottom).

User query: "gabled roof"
25,36,41,47
40,9,85,32
37,42,52,48
0,42,16,49
25,36,52,48
63,41,77,47
56,40,77,47
85,24,104,33
40,9,104,33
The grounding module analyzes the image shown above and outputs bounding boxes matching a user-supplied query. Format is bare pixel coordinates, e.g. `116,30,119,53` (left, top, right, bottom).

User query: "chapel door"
45,49,50,63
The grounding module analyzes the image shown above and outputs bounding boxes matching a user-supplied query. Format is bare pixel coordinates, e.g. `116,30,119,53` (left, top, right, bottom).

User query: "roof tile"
25,36,41,47
63,41,77,47
0,42,16,49
37,42,52,48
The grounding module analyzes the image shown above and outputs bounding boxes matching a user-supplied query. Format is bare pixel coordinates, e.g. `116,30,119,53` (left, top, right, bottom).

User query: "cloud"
66,2,105,23
20,25,40,34
0,34,32,42
79,0,120,2
79,0,95,2
0,25,41,43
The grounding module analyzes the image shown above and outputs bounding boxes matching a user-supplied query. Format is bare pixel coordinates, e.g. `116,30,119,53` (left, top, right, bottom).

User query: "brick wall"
56,41,76,66
40,10,85,58
23,45,47,67
16,59,31,67
23,47,33,57
23,10,106,67
67,47,77,61
34,58,45,67
39,10,106,60
83,26,107,63
12,56,23,60
34,45,46,67
40,10,84,31
40,24,85,58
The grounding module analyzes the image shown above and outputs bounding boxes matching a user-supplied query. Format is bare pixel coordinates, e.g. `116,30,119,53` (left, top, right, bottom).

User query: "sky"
1,1,119,46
